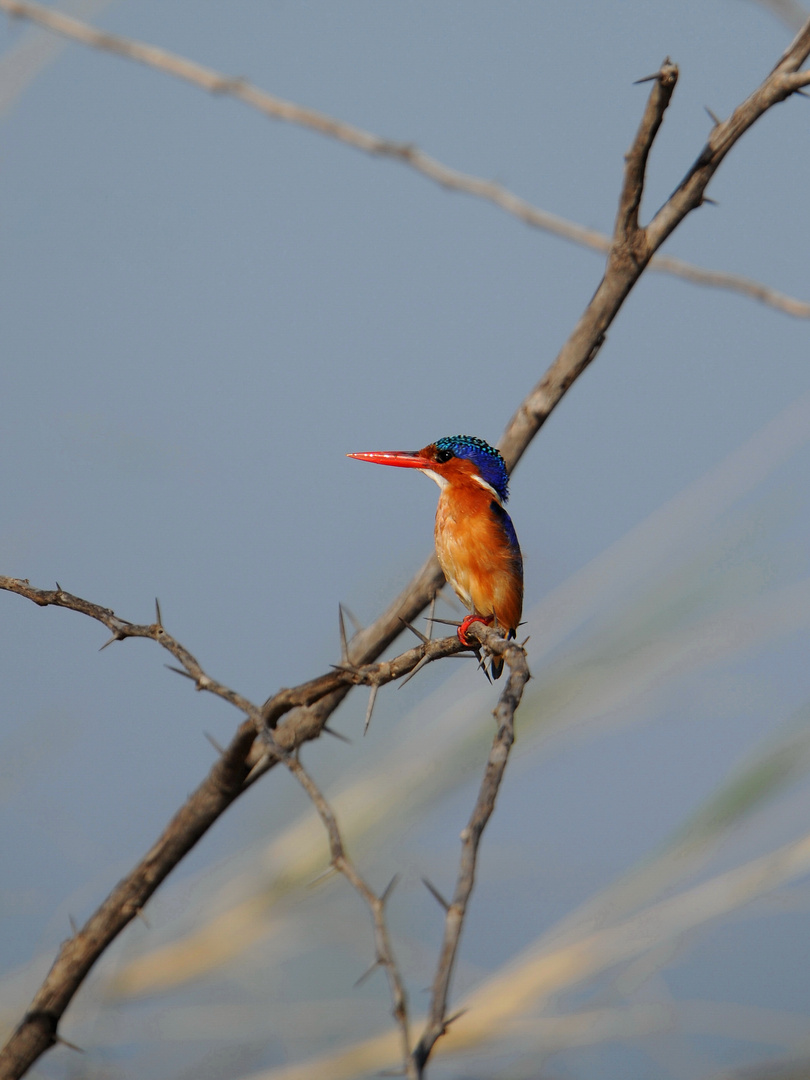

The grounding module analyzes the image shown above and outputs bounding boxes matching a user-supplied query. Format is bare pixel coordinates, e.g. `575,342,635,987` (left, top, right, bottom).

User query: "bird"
348,435,523,678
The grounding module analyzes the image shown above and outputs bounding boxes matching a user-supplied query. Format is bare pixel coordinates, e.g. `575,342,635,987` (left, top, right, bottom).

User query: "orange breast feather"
434,482,523,634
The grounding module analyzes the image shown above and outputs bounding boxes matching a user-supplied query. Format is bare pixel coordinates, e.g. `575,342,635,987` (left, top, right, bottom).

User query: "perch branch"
412,623,530,1075
0,577,469,1080
0,578,467,738
0,0,808,318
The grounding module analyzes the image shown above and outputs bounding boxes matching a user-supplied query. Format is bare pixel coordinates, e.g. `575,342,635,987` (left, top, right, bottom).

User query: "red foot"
457,613,494,646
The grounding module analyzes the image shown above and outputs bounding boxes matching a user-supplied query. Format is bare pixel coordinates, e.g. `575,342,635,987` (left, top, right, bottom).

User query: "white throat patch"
472,474,502,503
420,467,502,503
419,468,449,490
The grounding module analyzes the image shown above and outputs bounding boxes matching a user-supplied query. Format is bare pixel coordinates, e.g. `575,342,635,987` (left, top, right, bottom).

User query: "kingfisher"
348,435,523,678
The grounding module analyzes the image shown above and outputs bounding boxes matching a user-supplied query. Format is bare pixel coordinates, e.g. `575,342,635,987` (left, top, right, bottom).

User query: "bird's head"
348,435,510,503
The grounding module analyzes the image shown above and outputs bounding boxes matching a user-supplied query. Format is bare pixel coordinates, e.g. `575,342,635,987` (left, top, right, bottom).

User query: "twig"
645,26,810,253
0,577,466,738
283,753,416,1079
498,34,810,470
618,59,679,241
0,578,465,1080
0,0,807,318
0,579,263,723
412,622,530,1075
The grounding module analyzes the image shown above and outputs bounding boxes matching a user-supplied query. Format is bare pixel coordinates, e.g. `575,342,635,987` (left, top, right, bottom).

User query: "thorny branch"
413,623,530,1075
282,753,416,1080
1,0,809,318
2,15,810,1080
0,578,468,736
0,582,264,721
258,622,529,1080
498,31,810,469
0,578,466,1080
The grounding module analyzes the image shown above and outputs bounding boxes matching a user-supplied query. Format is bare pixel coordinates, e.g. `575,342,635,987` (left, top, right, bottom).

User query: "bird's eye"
434,447,453,463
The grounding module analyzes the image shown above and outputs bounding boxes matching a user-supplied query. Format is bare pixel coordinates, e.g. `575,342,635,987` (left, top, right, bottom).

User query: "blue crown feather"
434,435,510,503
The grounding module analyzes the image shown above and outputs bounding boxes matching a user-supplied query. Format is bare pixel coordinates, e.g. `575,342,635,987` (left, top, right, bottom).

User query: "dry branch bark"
2,17,810,1080
0,0,808,317
0,715,258,1079
0,578,464,1080
284,754,416,1079
413,624,530,1075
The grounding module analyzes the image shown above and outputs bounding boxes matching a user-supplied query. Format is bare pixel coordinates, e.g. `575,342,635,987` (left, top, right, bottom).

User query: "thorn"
703,196,719,206
322,723,352,744
364,684,379,735
520,634,531,647
425,616,462,628
795,87,810,98
380,873,400,905
425,592,437,639
98,632,123,651
421,876,450,911
68,914,79,934
154,597,163,628
54,1034,84,1053
398,652,432,688
55,581,63,593
243,753,271,786
444,1006,469,1029
342,604,363,634
633,58,674,86
353,958,382,988
136,907,150,929
204,731,226,755
704,105,721,126
165,664,195,681
307,864,339,888
338,604,350,663
474,649,493,685
331,663,359,676
398,616,429,643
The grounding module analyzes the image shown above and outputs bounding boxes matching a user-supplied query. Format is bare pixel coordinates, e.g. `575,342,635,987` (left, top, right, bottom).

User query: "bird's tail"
490,628,516,680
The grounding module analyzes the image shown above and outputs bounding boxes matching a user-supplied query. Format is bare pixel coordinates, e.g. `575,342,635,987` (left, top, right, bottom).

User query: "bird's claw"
457,613,494,647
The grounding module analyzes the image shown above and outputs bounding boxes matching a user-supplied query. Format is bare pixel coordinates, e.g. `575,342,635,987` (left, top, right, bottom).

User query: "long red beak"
347,450,433,469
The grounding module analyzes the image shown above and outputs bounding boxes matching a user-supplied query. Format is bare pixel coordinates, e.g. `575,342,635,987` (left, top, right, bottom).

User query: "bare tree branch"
0,577,467,736
1,16,810,1078
0,580,264,720
0,713,258,1080
646,22,810,252
0,0,808,318
0,578,469,1080
412,624,530,1076
618,60,679,240
283,753,416,1080
0,584,520,1080
498,32,810,469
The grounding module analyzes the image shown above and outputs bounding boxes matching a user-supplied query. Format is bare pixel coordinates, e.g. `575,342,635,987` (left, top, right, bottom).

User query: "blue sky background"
2,3,810,1078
